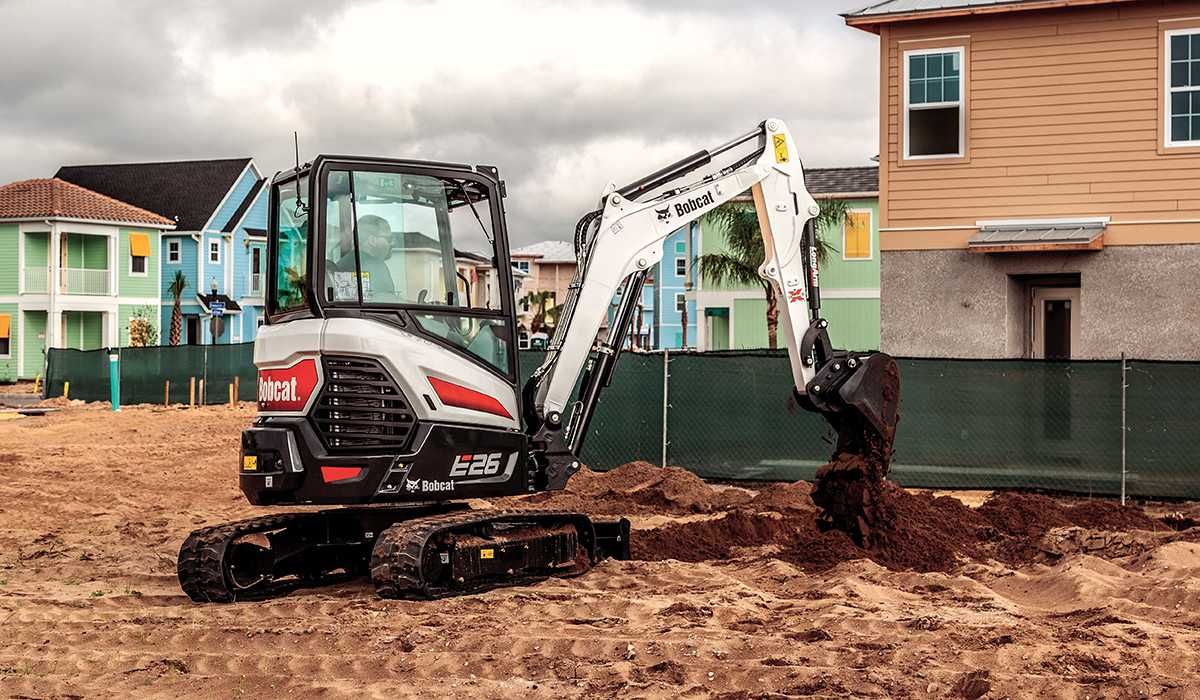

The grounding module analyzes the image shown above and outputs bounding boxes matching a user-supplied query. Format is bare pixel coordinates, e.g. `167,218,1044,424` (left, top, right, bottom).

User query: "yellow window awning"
843,211,871,260
0,314,10,339
129,232,151,258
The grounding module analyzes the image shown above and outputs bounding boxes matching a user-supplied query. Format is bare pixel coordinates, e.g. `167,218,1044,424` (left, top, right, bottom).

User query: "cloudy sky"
0,0,878,245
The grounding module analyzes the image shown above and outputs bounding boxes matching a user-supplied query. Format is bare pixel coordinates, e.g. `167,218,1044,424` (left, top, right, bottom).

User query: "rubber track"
178,512,317,603
370,510,592,600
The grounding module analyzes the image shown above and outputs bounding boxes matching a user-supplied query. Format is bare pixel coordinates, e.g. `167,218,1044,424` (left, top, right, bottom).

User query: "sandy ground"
1,404,1199,699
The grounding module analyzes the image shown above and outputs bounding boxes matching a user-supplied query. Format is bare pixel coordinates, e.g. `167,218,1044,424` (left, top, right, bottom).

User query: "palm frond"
695,252,763,289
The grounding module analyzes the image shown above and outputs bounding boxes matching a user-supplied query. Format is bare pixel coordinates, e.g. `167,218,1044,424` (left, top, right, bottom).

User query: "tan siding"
880,0,1200,248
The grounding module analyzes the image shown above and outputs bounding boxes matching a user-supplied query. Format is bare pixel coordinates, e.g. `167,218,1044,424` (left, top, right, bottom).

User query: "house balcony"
63,267,110,295
24,267,48,293
249,273,263,297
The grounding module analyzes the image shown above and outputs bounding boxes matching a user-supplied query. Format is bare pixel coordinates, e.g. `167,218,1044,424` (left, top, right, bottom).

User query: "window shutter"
0,314,9,338
129,232,151,257
843,212,870,259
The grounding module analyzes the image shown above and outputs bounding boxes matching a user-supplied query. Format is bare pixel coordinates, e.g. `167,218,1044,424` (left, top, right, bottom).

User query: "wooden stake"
189,377,196,407
165,380,171,407
234,376,240,404
64,381,70,400
228,382,235,407
199,379,205,406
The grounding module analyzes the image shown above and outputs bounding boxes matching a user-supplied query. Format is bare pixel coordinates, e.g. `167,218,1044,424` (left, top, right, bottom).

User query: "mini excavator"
177,119,900,602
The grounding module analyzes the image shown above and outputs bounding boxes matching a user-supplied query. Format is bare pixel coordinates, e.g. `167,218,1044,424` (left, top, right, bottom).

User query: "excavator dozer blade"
809,352,901,546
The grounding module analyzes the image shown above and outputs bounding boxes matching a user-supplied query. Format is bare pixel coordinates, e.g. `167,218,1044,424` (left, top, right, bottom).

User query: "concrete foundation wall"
881,245,1200,360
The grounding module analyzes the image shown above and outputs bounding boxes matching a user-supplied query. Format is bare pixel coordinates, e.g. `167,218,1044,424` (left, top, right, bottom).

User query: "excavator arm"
524,119,900,540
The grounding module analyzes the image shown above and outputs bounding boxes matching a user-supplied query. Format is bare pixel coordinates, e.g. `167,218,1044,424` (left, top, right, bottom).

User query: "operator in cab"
328,214,397,302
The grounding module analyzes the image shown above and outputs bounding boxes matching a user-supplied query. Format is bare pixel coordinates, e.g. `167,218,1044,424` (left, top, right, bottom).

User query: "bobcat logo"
655,207,672,223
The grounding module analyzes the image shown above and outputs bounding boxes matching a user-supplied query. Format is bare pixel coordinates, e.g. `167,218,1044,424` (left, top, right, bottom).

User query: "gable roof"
0,178,174,226
845,0,1132,29
221,178,265,233
805,166,878,198
511,240,576,263
55,157,252,231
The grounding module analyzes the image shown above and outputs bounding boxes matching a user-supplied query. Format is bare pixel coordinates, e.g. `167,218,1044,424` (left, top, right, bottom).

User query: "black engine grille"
311,356,415,453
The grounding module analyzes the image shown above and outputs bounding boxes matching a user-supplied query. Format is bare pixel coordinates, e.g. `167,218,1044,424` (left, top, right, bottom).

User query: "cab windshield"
319,167,511,374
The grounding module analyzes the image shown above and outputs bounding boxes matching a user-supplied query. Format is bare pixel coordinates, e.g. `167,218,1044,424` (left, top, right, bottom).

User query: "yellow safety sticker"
773,134,789,163
242,455,257,471
479,548,494,560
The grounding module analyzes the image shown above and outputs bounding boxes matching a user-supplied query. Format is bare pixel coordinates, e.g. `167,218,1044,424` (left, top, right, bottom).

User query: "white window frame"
129,253,148,276
167,239,180,264
674,292,686,313
517,330,530,350
903,46,966,160
674,256,687,277
0,314,11,358
513,260,530,273
1165,28,1200,148
249,247,263,295
209,239,221,264
842,208,875,262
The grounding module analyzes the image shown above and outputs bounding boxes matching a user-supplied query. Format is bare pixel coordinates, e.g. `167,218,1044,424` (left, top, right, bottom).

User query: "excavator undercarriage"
177,118,899,602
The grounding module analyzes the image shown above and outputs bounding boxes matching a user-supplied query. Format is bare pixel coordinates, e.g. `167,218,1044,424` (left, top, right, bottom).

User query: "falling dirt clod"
811,360,900,548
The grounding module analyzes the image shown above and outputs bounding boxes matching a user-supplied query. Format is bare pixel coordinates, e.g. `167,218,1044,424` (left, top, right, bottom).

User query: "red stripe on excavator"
427,376,512,419
320,466,363,483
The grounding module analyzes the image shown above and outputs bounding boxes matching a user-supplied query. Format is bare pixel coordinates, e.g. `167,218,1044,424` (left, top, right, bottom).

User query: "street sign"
210,301,225,318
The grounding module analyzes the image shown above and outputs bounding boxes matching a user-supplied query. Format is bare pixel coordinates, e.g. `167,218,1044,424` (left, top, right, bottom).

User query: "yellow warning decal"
773,134,789,163
242,455,257,471
479,548,495,560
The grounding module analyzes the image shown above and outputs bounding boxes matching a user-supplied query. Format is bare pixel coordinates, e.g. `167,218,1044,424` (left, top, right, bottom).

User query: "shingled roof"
845,0,1130,28
0,179,174,226
55,157,252,231
804,166,878,197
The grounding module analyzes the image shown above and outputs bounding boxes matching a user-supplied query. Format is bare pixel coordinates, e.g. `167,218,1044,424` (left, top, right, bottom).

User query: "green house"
691,166,881,352
0,178,175,382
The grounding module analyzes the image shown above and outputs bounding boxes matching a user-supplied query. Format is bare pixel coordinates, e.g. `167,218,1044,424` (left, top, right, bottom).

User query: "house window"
167,239,180,263
513,260,530,273
518,331,530,350
905,48,964,158
209,239,221,264
674,257,687,277
1167,30,1200,146
0,314,10,356
843,210,873,260
250,247,262,295
128,232,150,276
675,292,686,312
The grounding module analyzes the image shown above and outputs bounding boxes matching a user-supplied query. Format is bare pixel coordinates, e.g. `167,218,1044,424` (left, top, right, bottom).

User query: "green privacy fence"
44,344,1200,499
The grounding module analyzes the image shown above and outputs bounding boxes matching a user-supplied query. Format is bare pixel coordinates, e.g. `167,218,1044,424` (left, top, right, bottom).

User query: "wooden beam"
967,237,1104,254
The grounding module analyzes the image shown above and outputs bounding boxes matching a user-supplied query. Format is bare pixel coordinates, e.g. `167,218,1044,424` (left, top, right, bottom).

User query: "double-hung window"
1167,30,1200,146
209,239,221,264
167,239,180,263
905,48,964,159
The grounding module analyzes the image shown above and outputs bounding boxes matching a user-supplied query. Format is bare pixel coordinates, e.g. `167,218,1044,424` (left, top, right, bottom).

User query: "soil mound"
859,484,994,572
519,461,752,515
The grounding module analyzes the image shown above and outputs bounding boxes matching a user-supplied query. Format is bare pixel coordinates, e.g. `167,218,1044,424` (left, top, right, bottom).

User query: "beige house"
510,240,577,345
846,0,1200,360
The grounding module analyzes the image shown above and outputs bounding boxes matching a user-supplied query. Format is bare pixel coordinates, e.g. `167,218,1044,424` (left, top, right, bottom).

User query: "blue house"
55,158,269,345
609,222,698,350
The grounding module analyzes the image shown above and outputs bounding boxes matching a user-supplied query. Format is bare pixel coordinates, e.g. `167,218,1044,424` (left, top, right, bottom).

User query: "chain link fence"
44,344,1199,499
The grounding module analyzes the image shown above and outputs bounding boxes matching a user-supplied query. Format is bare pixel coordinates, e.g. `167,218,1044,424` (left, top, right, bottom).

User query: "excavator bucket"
808,352,901,546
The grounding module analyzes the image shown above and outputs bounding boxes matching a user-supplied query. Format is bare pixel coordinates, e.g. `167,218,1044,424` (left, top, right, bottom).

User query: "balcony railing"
64,268,110,295
249,273,263,296
24,267,48,293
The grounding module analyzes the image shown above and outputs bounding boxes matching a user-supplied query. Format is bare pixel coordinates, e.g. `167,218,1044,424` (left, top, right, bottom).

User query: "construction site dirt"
2,403,1200,698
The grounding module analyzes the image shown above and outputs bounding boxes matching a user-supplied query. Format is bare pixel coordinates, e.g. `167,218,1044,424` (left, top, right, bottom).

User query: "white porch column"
47,223,60,349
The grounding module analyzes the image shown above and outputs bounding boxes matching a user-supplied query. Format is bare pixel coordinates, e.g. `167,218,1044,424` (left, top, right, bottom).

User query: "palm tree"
521,290,559,334
168,271,187,346
696,198,847,349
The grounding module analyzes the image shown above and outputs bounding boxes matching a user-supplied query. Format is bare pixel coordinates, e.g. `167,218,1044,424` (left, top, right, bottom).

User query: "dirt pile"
574,462,1177,574
517,460,753,515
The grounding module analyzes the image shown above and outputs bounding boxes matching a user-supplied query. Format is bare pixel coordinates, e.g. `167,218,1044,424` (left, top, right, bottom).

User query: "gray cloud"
0,0,876,245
